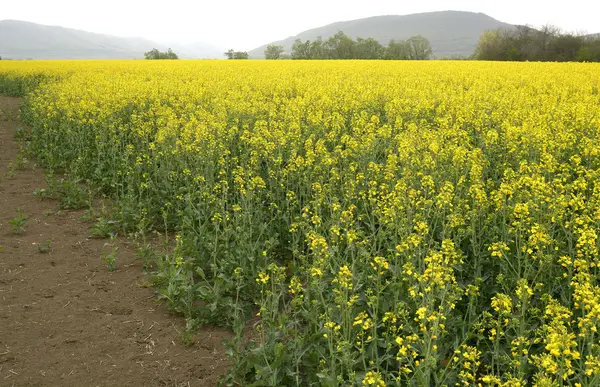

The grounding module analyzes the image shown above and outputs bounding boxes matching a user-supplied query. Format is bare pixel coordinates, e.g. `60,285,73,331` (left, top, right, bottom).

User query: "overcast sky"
3,1,599,50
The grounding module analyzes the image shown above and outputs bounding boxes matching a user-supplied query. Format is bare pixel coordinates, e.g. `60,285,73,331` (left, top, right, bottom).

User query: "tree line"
264,31,432,60
146,25,600,62
475,25,600,62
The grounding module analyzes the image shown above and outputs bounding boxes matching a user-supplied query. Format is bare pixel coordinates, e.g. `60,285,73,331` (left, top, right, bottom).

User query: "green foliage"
291,39,312,59
8,209,28,233
325,31,357,59
144,48,178,60
89,217,117,239
355,37,385,60
14,125,30,141
136,243,157,271
384,39,410,60
36,239,52,253
225,49,249,60
180,330,195,347
475,25,600,62
102,236,118,272
42,173,91,210
406,35,433,60
576,37,600,62
291,31,432,60
5,162,15,179
264,45,284,60
14,152,30,170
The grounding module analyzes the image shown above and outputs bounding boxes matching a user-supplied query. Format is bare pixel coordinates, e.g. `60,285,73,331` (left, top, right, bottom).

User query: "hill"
250,11,514,58
0,20,222,59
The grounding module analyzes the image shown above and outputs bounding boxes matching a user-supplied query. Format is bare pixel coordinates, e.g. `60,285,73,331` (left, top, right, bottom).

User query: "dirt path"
0,96,231,387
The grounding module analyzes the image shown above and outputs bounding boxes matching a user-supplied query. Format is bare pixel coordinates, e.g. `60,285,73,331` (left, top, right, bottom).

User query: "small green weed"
5,162,15,179
136,244,156,271
80,199,110,223
36,239,52,253
102,236,118,272
8,209,28,233
79,208,96,222
14,152,30,170
180,330,195,347
89,217,117,239
33,187,51,199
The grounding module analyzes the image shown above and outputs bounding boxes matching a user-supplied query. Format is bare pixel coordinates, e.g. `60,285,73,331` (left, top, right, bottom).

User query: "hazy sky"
3,1,599,50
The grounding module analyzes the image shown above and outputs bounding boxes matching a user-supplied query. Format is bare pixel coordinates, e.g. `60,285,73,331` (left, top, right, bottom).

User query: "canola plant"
1,60,600,386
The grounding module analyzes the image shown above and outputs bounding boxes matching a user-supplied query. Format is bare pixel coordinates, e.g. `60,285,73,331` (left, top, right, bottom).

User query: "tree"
550,34,585,61
407,36,432,60
355,38,385,59
577,37,600,62
264,45,284,60
224,49,234,59
384,40,410,60
309,37,328,59
474,25,599,62
325,31,356,59
225,50,249,60
144,48,178,60
474,30,510,60
144,48,160,59
535,24,562,60
291,39,312,59
165,48,178,59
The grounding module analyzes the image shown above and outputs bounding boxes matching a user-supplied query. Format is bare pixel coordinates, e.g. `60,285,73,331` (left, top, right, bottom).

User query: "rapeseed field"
1,60,600,386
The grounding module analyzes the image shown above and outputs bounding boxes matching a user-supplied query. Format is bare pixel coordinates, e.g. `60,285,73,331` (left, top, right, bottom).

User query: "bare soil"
0,96,231,387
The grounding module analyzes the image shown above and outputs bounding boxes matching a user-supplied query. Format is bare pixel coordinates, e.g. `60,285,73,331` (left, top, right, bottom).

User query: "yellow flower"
491,293,513,315
256,272,270,285
362,371,385,386
333,265,353,290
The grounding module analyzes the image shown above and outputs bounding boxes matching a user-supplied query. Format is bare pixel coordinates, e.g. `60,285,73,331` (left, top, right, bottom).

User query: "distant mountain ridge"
0,20,223,59
2,14,591,61
250,11,515,58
